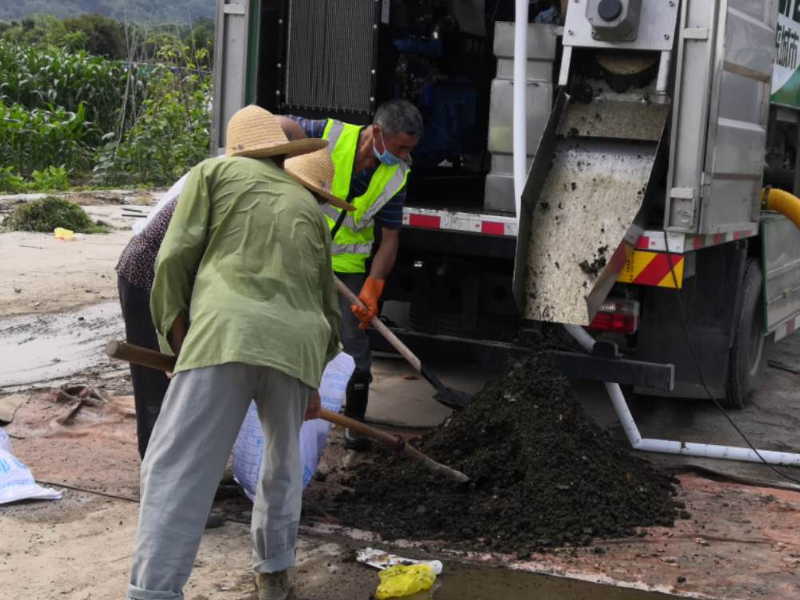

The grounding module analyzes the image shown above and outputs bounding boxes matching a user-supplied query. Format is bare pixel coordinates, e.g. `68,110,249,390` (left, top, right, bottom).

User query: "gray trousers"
336,272,371,376
128,363,310,600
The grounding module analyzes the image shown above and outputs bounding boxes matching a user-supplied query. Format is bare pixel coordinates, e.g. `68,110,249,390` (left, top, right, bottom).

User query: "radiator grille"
285,0,377,114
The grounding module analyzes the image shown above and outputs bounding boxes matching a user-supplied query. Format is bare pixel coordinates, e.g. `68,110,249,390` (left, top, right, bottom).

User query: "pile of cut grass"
2,196,109,233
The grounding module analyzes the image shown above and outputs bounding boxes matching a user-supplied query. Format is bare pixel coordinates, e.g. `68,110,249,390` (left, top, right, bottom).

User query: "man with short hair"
279,100,423,449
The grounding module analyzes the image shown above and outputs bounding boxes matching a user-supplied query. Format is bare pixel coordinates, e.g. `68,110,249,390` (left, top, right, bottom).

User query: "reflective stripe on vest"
330,242,373,256
322,119,410,273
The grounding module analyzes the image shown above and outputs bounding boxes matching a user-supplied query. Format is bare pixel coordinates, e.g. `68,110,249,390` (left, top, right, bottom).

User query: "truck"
211,0,800,408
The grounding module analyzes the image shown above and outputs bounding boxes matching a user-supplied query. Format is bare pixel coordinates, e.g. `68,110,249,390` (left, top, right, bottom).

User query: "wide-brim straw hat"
285,148,355,212
226,105,327,159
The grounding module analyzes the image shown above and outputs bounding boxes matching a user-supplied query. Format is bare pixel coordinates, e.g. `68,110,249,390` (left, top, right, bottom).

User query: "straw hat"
226,105,327,158
285,148,355,212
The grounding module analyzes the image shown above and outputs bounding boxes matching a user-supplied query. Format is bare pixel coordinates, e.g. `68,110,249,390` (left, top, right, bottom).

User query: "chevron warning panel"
617,250,685,288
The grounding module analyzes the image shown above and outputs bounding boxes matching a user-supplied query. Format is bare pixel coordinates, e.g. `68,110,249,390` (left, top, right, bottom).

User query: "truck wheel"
725,260,766,409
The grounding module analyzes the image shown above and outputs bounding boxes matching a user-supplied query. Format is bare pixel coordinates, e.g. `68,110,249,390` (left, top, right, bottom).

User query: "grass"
2,196,110,233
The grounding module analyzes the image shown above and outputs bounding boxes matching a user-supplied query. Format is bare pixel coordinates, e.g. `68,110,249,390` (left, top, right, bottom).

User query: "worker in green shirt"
127,105,354,600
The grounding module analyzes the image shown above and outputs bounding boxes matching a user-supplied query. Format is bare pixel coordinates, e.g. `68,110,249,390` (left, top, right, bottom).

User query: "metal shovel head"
434,386,473,411
421,365,472,410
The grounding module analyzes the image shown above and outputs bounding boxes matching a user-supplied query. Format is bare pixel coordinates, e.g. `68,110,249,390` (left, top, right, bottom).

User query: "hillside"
0,0,214,25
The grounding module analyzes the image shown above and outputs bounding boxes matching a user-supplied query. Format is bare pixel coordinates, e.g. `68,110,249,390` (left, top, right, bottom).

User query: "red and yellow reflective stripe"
617,250,684,288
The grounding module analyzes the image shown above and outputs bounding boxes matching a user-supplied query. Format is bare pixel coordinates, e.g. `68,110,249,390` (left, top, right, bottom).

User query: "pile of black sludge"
334,351,684,555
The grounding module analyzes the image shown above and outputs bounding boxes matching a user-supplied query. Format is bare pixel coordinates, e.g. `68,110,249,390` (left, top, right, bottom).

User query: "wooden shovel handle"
106,340,176,372
334,277,422,372
105,340,469,483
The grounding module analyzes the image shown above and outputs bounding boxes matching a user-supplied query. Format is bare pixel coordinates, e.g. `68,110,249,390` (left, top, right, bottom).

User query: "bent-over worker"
126,105,353,600
279,99,423,449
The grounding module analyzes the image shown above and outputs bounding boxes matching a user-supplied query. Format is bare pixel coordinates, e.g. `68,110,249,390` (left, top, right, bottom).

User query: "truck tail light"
588,298,640,334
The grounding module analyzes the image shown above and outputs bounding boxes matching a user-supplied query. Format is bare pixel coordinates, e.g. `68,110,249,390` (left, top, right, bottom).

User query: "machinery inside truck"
241,1,567,340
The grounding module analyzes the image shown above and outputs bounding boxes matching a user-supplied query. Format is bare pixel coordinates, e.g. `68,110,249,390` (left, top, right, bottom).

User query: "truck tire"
725,260,766,409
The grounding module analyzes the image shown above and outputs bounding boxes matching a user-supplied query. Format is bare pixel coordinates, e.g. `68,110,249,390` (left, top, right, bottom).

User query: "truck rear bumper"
370,327,675,393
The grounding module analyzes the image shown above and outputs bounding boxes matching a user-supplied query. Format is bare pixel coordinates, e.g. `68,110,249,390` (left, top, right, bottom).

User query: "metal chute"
513,83,669,325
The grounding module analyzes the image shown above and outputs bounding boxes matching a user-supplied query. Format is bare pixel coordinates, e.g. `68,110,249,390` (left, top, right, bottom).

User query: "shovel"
105,340,469,483
334,278,472,410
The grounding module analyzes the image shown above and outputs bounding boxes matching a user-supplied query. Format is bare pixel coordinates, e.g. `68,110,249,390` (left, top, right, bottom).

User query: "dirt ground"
2,190,800,599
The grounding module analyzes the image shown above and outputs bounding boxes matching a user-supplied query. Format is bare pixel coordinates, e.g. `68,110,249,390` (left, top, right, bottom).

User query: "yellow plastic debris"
54,227,75,241
375,563,436,599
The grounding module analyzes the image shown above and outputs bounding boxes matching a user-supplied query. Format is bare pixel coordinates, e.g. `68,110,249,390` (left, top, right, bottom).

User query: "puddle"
0,302,123,391
432,567,681,600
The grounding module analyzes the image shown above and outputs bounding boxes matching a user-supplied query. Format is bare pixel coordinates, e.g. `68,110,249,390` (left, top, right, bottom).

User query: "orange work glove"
351,277,385,329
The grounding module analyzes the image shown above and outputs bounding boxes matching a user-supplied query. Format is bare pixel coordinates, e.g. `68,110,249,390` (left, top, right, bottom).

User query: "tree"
63,14,126,59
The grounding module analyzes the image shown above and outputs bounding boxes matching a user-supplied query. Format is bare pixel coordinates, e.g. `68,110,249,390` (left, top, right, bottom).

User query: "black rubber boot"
344,372,372,451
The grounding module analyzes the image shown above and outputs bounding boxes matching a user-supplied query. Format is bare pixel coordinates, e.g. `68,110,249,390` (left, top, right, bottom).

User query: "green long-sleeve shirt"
150,155,341,389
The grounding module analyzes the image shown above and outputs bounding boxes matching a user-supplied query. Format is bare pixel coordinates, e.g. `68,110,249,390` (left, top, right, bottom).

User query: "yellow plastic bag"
54,227,75,241
375,564,436,600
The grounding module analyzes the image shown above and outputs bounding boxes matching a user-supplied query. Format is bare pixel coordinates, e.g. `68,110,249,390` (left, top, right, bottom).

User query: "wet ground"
434,567,681,599
2,191,800,598
3,301,800,598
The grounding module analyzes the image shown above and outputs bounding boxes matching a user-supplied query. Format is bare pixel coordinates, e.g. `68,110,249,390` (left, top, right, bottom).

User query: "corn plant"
0,101,93,175
0,41,131,142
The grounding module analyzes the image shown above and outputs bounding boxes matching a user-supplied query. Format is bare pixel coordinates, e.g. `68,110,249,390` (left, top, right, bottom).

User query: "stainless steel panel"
724,7,776,77
494,22,558,61
710,120,766,176
718,70,768,124
212,0,250,154
496,59,553,81
700,0,774,233
484,173,516,212
490,153,531,175
666,0,776,234
488,79,552,154
701,178,762,233
563,0,679,51
728,0,770,21
665,0,717,232
762,213,800,331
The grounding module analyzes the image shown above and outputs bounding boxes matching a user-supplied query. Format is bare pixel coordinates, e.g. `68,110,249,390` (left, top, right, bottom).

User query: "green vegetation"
0,13,212,192
0,1,214,25
3,196,110,233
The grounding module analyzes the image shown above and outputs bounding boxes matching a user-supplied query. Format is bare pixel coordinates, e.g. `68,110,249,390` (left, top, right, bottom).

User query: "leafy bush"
0,166,27,193
0,20,213,188
0,101,93,176
29,166,71,191
0,101,93,175
2,196,108,233
95,42,211,186
0,14,86,52
0,166,70,193
0,41,129,140
62,14,126,59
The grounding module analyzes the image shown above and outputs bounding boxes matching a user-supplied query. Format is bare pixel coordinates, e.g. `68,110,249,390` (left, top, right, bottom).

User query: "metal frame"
701,1,776,231
211,0,253,156
665,0,719,232
666,0,777,234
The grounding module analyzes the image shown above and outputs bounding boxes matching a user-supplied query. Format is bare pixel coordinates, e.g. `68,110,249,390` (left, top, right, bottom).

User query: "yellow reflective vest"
320,119,410,274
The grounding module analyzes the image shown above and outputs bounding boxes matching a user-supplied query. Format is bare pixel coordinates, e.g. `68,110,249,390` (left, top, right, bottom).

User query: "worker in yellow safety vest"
280,100,423,450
